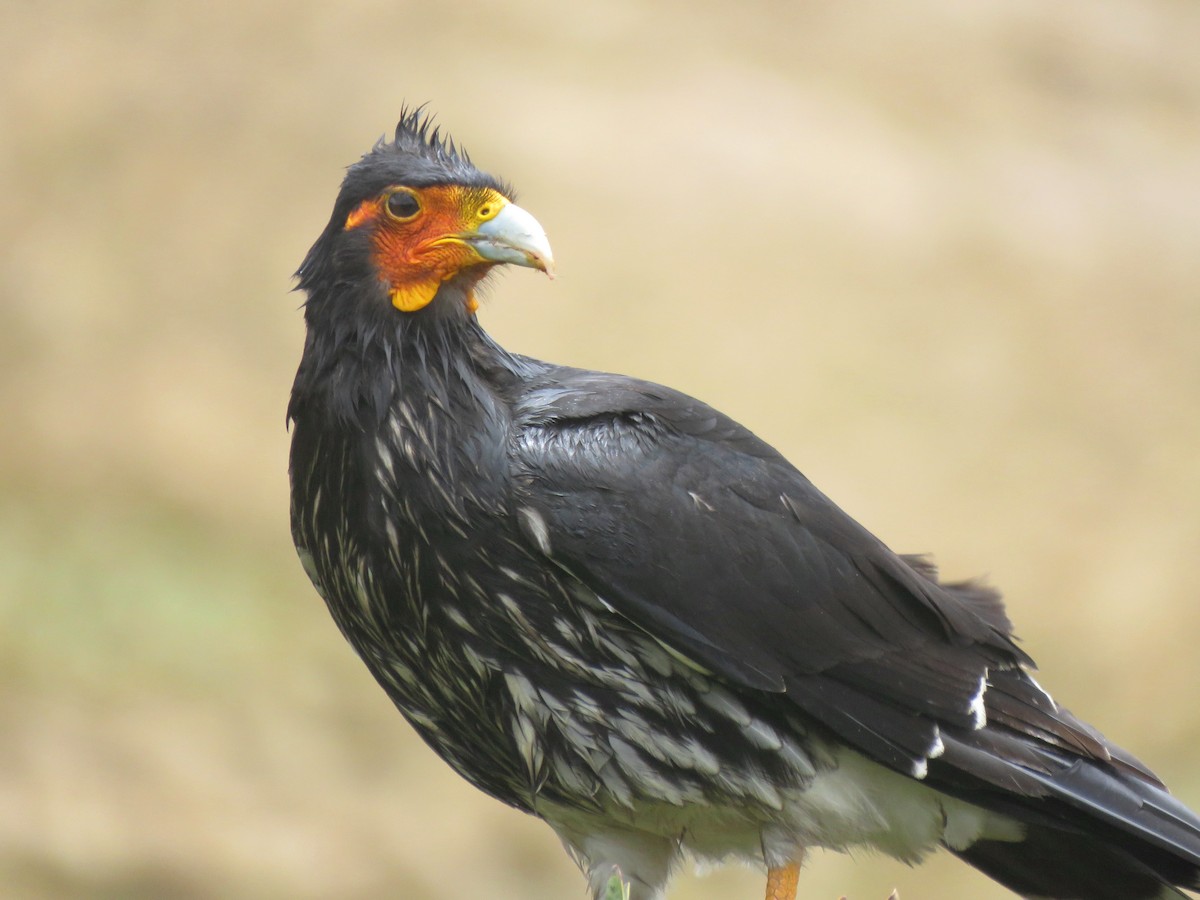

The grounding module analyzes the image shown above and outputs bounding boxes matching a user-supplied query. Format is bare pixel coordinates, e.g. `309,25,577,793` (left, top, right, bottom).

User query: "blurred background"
2,1,1198,898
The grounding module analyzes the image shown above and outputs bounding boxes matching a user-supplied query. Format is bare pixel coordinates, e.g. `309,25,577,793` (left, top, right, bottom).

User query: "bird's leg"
765,851,804,900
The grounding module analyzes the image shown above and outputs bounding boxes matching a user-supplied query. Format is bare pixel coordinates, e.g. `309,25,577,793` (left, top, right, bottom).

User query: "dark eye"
385,190,420,220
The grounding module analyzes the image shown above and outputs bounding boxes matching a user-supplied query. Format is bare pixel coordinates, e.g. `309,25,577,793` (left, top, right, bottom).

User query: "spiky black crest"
340,106,510,209
389,104,473,169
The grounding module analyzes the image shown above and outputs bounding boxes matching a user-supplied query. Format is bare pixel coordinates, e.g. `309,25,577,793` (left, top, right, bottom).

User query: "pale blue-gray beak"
467,202,555,276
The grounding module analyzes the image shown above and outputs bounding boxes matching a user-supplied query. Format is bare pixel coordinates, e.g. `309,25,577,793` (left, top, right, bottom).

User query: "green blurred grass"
1,495,276,691
2,1,1199,898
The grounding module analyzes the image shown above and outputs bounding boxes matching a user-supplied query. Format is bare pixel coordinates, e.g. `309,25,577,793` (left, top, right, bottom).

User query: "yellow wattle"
389,280,439,312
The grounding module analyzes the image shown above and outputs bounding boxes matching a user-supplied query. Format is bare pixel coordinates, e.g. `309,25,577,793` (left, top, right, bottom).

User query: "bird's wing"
507,368,1200,882
509,368,1100,778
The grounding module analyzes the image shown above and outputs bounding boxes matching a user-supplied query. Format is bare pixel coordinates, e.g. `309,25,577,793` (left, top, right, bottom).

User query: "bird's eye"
385,190,421,221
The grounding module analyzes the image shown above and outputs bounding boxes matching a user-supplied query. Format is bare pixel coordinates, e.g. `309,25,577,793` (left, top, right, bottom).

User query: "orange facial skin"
343,184,510,313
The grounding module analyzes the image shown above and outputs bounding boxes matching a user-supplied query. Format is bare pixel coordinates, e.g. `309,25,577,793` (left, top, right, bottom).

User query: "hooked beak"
466,202,555,277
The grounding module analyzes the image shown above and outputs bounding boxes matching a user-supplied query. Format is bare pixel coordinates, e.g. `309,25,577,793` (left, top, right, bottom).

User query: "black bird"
288,110,1200,900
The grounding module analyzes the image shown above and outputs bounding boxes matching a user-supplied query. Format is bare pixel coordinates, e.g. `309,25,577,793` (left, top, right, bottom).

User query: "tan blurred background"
2,1,1198,898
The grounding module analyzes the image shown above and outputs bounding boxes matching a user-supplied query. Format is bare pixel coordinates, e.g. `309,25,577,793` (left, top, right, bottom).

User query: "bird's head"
299,109,554,318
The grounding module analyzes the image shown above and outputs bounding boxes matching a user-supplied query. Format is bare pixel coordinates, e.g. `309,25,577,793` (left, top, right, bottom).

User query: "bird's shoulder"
508,361,785,468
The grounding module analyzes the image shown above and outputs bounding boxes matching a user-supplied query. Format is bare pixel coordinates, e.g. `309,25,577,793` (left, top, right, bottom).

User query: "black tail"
952,823,1191,899
933,720,1200,899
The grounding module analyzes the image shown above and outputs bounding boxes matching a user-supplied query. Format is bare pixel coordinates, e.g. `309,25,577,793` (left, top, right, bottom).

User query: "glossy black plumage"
288,112,1200,899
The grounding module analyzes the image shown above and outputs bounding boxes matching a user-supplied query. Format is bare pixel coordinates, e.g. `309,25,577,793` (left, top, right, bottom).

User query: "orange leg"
765,855,803,900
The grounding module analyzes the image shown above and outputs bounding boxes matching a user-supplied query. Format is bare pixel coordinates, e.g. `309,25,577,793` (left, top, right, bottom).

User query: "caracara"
288,110,1200,899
